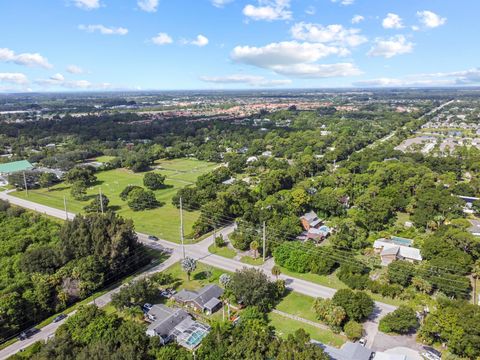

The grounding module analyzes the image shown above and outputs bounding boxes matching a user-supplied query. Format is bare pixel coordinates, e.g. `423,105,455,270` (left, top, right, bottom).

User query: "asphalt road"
0,191,396,359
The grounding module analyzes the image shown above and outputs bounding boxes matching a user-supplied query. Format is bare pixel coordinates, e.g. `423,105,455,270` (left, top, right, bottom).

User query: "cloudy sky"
0,0,479,92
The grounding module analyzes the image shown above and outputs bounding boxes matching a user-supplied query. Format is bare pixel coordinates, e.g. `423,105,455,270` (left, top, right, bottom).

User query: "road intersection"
0,190,396,359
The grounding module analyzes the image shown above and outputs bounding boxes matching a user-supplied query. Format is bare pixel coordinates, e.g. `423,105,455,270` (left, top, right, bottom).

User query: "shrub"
387,261,415,287
332,289,374,322
379,306,419,334
127,188,160,211
0,199,10,212
120,185,142,201
337,262,370,290
215,235,225,247
143,172,166,190
344,320,363,341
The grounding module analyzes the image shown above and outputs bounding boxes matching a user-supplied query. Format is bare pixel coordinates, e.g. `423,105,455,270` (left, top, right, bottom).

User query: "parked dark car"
53,314,67,323
148,235,159,241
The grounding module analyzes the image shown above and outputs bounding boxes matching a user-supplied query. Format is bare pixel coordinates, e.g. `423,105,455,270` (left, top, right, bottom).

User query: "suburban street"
0,190,396,358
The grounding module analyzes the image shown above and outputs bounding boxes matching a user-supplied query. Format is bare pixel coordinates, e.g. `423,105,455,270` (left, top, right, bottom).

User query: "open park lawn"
12,158,217,243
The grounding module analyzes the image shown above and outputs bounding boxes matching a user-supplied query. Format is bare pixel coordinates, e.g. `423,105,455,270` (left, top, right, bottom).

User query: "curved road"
0,191,396,359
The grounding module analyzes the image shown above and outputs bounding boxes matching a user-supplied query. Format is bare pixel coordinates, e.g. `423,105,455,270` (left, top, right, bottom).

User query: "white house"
373,239,422,266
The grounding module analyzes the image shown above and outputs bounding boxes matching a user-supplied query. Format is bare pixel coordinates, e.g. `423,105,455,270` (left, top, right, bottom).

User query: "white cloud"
353,68,480,87
368,35,413,58
73,0,100,10
360,78,451,87
200,74,291,87
211,0,234,7
231,41,361,78
232,41,345,67
0,73,29,85
151,32,173,45
331,0,354,6
382,13,404,29
0,48,52,68
243,0,292,21
137,0,159,13
351,15,364,24
190,35,209,47
50,73,65,82
66,65,85,74
78,24,128,35
291,23,367,48
416,10,446,28
270,63,362,78
35,74,113,89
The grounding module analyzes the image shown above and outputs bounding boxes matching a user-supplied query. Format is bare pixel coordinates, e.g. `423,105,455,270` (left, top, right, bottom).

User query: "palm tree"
271,265,281,280
250,240,259,259
473,261,480,305
181,257,197,281
219,273,231,288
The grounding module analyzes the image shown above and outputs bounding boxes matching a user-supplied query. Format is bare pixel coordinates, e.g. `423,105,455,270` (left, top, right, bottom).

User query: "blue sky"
0,0,479,91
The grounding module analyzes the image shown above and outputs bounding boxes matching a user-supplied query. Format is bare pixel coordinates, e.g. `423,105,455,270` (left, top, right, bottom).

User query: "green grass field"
279,267,405,307
94,155,116,163
208,244,237,259
164,261,229,291
275,291,318,323
11,158,217,243
240,256,264,266
279,267,348,290
268,312,346,347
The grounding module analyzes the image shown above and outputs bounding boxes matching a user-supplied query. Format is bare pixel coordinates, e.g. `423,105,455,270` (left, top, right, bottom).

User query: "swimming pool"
186,329,208,347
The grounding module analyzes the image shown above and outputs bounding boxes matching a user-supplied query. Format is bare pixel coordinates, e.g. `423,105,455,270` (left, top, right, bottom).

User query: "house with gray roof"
300,210,324,231
145,304,210,349
173,284,224,314
316,342,374,360
373,239,422,266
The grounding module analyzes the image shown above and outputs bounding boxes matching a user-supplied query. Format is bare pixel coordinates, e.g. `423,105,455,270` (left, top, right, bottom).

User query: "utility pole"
23,172,28,197
180,197,185,259
99,187,104,214
222,301,225,322
63,195,68,220
262,221,266,263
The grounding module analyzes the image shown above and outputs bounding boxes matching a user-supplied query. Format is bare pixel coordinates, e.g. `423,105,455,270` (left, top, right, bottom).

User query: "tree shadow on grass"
193,271,212,281
49,186,70,192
